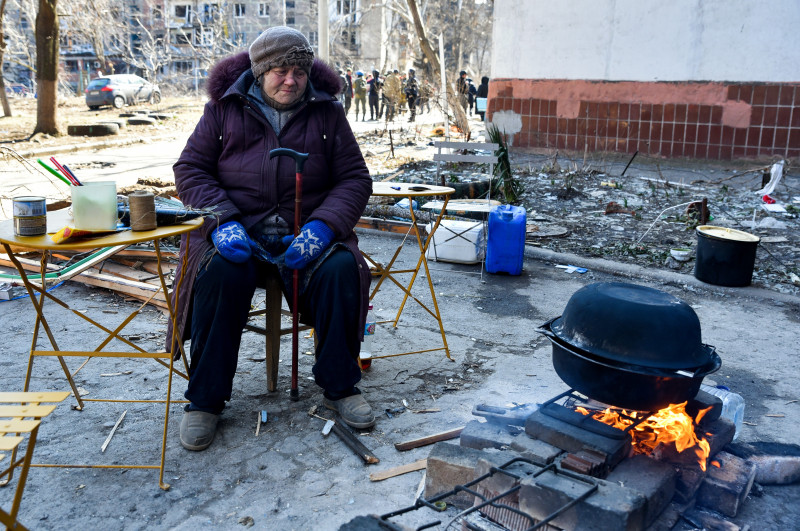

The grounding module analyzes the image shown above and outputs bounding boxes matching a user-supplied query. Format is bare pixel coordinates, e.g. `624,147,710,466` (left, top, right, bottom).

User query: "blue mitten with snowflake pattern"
283,220,334,269
211,221,252,263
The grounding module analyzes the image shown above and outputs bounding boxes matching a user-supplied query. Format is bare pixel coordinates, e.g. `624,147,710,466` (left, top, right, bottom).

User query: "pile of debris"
0,243,178,312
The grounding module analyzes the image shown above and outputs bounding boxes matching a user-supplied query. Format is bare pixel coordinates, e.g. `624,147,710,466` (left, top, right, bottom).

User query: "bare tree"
65,0,128,77
35,0,61,135
0,0,11,116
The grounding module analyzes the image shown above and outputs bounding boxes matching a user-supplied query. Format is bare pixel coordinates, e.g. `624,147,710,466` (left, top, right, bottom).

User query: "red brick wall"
487,80,800,161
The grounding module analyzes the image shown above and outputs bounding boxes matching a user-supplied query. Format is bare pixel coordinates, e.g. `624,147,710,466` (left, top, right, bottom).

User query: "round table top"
0,210,202,251
371,182,455,197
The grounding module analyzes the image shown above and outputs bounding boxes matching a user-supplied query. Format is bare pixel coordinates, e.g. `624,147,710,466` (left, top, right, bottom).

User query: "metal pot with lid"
538,282,721,411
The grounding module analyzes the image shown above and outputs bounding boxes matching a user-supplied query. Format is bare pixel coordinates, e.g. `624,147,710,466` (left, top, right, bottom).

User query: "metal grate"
378,457,599,531
540,389,656,438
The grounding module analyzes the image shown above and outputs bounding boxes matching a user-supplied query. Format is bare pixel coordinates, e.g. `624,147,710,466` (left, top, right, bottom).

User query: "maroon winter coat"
166,52,372,352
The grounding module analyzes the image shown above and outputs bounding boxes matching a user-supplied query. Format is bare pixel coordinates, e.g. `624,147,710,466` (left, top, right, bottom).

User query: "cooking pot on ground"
540,319,721,411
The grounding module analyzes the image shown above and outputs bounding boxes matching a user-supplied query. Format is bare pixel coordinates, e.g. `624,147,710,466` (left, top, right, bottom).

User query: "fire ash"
576,401,712,471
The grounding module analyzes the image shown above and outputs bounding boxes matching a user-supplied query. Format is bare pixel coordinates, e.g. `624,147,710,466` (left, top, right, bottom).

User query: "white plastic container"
700,384,745,440
425,220,486,264
71,181,118,230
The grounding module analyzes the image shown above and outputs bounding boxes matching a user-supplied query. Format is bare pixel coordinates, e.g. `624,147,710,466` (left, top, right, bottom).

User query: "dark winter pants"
185,248,363,414
407,95,417,122
369,93,379,120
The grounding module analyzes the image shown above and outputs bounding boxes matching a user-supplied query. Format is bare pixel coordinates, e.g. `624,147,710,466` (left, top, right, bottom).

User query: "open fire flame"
576,401,711,471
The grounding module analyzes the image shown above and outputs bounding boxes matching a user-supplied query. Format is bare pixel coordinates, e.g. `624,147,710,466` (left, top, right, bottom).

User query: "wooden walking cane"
269,148,309,401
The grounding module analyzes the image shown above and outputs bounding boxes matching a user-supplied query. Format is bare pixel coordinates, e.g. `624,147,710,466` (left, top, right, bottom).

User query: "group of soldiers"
339,67,435,123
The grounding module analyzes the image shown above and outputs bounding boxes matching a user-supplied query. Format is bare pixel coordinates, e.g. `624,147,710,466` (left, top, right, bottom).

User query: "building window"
258,3,269,17
337,0,355,14
286,1,295,8
234,4,245,17
308,31,318,46
175,4,192,20
234,32,247,46
195,28,213,46
173,32,190,45
287,15,295,25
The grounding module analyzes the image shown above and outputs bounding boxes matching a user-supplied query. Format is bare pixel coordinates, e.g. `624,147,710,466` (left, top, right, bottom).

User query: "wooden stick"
369,459,427,482
331,423,379,464
101,410,127,452
394,426,464,451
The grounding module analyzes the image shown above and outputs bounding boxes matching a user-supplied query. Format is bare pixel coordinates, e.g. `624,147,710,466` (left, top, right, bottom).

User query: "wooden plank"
394,427,464,451
0,405,57,418
369,459,427,481
114,248,179,260
91,261,160,283
0,392,70,403
331,423,380,464
433,153,498,164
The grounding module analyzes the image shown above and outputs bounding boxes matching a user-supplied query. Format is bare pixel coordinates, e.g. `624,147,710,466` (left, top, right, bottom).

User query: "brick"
646,500,695,531
460,420,518,451
472,455,559,531
686,390,722,424
518,469,646,531
673,465,706,504
424,442,486,509
525,408,631,468
696,451,756,518
706,417,736,457
652,416,735,467
606,455,677,527
337,515,415,531
509,436,562,466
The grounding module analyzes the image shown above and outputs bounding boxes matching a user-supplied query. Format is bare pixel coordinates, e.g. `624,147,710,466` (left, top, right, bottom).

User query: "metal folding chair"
0,391,69,531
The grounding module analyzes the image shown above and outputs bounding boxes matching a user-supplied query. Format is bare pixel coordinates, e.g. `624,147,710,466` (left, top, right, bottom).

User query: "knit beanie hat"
249,26,314,79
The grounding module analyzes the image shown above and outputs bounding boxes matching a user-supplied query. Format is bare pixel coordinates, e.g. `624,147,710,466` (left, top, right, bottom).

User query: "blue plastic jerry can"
486,205,526,275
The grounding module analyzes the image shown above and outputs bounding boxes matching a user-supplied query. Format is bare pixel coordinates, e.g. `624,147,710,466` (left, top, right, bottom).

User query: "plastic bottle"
700,384,745,440
359,305,376,370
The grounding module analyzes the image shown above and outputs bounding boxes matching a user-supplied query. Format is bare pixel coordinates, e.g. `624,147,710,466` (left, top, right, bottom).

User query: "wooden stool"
244,274,313,392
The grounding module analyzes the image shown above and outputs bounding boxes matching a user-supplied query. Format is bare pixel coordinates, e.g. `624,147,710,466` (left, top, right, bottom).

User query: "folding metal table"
0,212,201,490
363,182,455,360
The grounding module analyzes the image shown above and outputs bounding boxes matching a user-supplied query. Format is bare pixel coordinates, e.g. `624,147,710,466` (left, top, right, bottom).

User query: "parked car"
85,74,161,109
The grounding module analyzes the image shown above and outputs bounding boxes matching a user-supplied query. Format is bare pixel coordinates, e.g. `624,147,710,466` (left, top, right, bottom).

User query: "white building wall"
492,0,800,82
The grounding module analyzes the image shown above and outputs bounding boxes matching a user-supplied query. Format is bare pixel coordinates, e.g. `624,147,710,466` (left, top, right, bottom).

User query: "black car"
85,74,161,109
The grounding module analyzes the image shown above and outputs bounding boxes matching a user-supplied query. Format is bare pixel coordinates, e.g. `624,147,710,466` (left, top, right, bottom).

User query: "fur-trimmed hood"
205,51,343,103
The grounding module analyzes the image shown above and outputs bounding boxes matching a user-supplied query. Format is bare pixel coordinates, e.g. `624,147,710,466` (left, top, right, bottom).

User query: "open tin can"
12,196,47,236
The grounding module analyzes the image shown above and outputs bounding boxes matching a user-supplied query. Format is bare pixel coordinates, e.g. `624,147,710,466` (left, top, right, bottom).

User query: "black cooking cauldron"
538,282,721,411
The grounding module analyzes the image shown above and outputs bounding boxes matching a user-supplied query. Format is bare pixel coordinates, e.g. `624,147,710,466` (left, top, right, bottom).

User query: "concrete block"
424,442,486,509
509,436,562,466
606,455,677,527
460,419,518,450
696,451,756,518
518,470,647,531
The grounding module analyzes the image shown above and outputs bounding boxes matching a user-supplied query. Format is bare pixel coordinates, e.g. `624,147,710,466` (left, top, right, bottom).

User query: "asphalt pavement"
1,115,799,530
